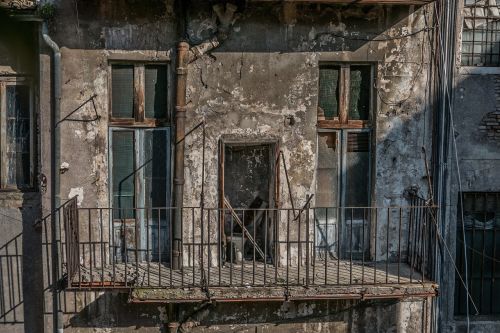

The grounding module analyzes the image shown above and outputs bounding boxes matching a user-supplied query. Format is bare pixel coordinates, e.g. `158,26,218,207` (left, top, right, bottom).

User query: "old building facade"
0,0,496,332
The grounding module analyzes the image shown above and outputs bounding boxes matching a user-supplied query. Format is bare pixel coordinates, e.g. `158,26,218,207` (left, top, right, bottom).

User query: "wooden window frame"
317,63,374,129
0,77,34,191
108,62,170,128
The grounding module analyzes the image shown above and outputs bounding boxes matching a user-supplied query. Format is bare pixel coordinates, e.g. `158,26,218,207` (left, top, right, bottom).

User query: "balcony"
45,197,438,302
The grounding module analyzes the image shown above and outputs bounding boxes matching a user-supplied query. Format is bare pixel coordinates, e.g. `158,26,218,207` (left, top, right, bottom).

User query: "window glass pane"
112,131,135,219
112,65,134,118
349,66,371,120
145,65,168,119
318,67,339,120
6,85,31,188
144,129,170,261
315,132,339,257
345,132,370,209
144,129,168,208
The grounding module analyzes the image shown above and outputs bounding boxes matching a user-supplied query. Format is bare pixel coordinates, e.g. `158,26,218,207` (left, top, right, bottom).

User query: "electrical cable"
434,0,475,330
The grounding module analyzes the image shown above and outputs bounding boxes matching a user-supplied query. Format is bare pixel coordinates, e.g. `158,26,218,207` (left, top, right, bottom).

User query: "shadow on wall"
0,195,43,333
62,295,430,332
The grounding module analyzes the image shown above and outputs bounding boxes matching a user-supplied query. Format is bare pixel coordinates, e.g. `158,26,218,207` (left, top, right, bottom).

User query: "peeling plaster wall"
184,3,434,263
438,1,500,332
174,298,431,333
37,2,437,333
0,13,42,333
441,73,500,333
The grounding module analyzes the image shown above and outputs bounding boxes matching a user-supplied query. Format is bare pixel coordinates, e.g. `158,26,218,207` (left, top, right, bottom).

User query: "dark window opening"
462,1,500,66
455,192,500,316
1,83,33,190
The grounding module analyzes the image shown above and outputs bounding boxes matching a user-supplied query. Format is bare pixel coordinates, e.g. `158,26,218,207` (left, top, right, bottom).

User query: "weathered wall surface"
34,1,437,333
0,12,42,333
440,72,500,333
184,3,434,262
438,1,500,331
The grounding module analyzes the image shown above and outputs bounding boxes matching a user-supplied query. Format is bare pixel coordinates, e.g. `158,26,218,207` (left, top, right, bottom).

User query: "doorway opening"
219,141,278,265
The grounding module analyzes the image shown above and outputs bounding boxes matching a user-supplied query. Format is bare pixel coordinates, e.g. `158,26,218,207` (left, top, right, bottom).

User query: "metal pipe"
172,41,189,270
42,22,62,333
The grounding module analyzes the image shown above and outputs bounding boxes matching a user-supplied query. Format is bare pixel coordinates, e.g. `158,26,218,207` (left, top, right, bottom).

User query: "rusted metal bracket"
56,94,100,126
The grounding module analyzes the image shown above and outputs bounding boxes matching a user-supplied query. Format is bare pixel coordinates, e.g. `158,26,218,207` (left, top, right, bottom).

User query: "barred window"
455,192,500,316
462,1,500,66
0,80,34,190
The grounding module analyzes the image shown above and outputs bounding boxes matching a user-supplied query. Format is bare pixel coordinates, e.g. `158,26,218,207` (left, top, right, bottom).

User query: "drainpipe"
172,3,238,270
42,23,62,333
172,42,189,270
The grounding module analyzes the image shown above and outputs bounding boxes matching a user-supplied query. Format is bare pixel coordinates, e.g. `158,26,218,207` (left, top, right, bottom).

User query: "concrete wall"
439,1,500,332
0,12,43,333
27,1,438,332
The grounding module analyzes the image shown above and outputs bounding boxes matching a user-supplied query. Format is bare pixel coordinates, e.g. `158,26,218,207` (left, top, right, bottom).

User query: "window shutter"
347,132,370,152
111,65,134,119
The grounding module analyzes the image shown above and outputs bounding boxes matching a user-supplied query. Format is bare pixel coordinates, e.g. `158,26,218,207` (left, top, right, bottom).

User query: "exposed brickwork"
479,77,500,143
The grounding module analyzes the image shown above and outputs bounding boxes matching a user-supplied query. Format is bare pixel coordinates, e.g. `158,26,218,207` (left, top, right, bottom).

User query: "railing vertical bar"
135,209,139,284
305,204,310,288
298,209,301,286
386,208,389,284
100,209,104,287
337,207,340,285
169,208,172,288
422,207,428,283
361,208,365,285
350,208,353,285
286,209,290,288
253,209,256,286
230,212,234,286
241,209,245,286
111,209,116,288
275,210,279,285
218,208,222,287
181,207,184,287
312,208,316,286
398,207,402,284
491,227,497,314
88,208,93,286
158,208,162,287
208,209,211,287
409,205,415,283
373,208,377,284
146,208,150,287
201,207,205,288
124,211,128,288
192,208,195,286
264,210,268,287
325,208,328,285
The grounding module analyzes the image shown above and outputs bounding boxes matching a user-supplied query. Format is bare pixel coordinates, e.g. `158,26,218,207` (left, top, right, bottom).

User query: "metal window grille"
455,192,500,316
462,1,500,66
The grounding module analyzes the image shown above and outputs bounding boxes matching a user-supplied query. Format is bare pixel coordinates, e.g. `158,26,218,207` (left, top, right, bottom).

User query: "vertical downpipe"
42,23,62,333
172,42,189,270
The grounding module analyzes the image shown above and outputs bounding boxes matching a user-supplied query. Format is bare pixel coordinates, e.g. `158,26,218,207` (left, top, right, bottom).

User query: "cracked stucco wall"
35,1,436,332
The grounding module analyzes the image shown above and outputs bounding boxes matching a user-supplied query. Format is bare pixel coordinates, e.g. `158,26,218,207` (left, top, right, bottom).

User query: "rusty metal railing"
46,202,438,290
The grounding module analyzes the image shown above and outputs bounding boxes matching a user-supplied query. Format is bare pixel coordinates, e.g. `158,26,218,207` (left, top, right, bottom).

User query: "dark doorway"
219,141,277,264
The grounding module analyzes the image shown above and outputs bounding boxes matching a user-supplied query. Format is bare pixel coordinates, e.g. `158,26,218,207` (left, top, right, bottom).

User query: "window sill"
459,66,500,75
